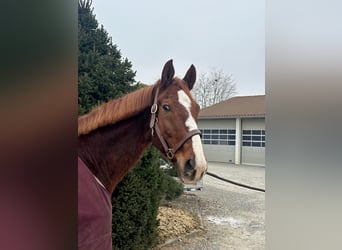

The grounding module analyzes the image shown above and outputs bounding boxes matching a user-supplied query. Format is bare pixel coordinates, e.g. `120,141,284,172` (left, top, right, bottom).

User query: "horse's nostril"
185,159,195,171
184,159,196,177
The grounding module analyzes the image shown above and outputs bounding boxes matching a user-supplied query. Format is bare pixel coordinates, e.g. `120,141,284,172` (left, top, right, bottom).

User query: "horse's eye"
162,104,171,112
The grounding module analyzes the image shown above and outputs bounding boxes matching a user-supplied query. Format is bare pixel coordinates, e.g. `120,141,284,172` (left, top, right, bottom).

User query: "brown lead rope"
206,171,265,193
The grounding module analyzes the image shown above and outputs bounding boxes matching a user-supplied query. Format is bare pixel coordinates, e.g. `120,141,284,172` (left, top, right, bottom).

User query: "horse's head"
151,60,207,184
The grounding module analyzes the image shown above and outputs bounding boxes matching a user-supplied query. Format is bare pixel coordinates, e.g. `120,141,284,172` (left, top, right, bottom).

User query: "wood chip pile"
157,206,200,244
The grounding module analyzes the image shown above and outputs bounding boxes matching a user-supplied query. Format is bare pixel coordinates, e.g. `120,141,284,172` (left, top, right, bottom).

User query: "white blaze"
177,90,207,169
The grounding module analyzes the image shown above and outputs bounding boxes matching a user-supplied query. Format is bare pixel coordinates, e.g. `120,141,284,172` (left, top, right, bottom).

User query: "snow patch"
207,216,245,228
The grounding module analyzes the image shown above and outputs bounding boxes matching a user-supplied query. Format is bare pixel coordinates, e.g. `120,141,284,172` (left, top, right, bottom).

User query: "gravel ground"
159,162,265,250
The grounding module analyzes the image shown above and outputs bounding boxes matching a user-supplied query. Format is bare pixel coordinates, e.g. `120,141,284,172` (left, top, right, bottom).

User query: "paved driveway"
161,162,265,250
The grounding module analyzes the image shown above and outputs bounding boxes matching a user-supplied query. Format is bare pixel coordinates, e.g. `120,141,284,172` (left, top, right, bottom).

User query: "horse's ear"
161,59,175,88
183,64,196,90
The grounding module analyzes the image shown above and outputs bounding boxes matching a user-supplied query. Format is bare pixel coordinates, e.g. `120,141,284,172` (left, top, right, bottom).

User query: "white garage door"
201,128,236,163
241,129,265,166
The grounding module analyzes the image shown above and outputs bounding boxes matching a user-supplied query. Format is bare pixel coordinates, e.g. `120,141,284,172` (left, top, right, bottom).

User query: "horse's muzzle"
180,158,207,184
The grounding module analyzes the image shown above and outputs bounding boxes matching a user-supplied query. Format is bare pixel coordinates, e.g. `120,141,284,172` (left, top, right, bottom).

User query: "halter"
149,87,202,160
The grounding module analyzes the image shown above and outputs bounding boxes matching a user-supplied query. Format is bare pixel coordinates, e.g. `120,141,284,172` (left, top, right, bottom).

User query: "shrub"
159,158,184,200
111,147,185,249
111,147,163,249
163,175,184,201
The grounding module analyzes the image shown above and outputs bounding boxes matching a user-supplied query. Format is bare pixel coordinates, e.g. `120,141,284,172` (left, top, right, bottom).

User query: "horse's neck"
78,109,152,193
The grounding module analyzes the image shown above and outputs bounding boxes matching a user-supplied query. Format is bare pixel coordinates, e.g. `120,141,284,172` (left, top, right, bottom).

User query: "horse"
77,59,207,250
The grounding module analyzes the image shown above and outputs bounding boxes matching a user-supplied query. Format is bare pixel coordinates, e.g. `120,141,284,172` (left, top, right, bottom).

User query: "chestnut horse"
78,60,207,250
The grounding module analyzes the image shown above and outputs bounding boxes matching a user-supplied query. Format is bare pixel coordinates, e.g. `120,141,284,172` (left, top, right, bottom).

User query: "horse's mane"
78,83,157,136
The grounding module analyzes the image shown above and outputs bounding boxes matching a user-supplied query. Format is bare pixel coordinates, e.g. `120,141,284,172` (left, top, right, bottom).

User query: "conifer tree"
78,0,136,115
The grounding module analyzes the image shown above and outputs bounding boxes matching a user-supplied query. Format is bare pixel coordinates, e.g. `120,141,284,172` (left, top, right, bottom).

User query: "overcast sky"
92,0,265,96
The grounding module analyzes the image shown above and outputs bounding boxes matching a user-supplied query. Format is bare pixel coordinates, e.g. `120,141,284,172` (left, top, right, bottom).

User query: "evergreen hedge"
111,147,183,249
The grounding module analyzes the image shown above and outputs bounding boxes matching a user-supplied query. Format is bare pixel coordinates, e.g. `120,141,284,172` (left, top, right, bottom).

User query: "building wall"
199,119,236,129
198,117,265,166
241,118,265,130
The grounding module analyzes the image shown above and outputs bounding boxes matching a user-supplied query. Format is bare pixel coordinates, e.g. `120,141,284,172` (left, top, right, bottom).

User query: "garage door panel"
241,147,265,166
203,145,235,163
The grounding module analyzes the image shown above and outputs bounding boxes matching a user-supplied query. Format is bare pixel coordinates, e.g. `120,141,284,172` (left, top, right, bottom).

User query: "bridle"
149,86,202,160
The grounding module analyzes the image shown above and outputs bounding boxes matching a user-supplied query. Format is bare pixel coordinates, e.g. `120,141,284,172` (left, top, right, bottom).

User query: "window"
242,135,251,140
242,129,265,147
200,129,236,145
252,130,261,135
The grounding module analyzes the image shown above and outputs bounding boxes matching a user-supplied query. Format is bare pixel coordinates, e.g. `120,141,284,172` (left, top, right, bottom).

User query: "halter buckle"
151,104,158,114
166,149,174,160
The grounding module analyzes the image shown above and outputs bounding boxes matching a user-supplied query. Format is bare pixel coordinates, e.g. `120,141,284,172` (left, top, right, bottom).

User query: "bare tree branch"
192,68,236,108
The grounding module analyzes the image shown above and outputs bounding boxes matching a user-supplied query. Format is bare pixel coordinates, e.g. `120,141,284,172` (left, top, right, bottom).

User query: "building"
198,95,265,166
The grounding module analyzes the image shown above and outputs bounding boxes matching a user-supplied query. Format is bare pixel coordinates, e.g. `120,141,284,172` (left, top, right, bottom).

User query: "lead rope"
206,171,265,192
